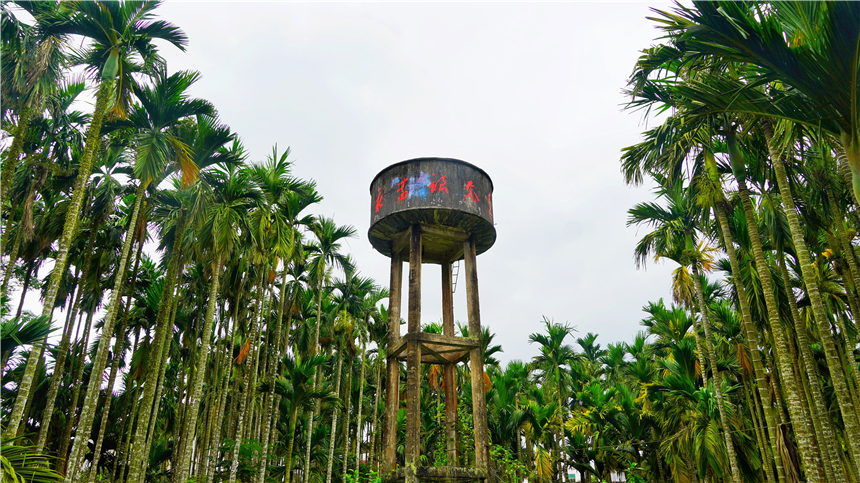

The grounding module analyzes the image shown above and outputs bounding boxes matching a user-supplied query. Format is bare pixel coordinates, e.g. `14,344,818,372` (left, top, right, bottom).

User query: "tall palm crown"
628,175,710,270
1,0,69,111
529,318,577,390
307,216,357,291
196,163,262,261
121,70,213,188
650,1,860,200
67,0,188,119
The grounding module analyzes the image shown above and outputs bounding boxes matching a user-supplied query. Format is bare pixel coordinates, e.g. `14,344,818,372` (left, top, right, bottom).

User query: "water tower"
369,158,495,483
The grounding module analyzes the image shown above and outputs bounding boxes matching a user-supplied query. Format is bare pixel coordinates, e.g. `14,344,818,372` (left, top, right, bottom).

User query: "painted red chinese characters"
487,192,492,217
396,178,409,201
464,180,480,202
375,188,383,213
430,174,448,194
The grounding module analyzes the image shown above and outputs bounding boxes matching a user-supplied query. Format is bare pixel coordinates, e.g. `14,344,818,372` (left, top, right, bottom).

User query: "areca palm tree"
264,353,339,483
1,0,70,215
624,50,824,480
639,4,860,472
302,216,355,483
187,162,261,483
4,0,188,442
64,69,213,483
528,317,576,482
627,176,743,483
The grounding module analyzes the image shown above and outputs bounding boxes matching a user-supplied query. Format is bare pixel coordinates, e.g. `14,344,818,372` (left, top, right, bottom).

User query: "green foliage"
3,4,860,483
218,439,263,483
489,445,527,483
1,314,52,358
0,440,62,483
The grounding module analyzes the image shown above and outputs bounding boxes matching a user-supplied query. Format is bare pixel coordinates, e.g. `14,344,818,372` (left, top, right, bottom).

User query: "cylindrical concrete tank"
369,157,495,263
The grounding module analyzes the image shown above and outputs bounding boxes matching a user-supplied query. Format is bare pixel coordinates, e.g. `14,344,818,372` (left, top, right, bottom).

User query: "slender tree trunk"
1,219,24,298
713,202,784,482
325,349,345,483
690,264,741,483
87,236,145,483
229,270,266,483
227,298,245,439
342,356,354,482
355,342,367,478
34,264,83,452
197,381,214,482
146,285,182,456
303,274,326,483
64,182,147,483
688,306,710,387
176,253,223,483
113,327,140,481
15,348,42,438
201,316,228,483
764,122,860,474
733,171,825,482
125,219,185,483
4,80,113,440
743,378,770,483
285,409,300,483
5,167,46,300
206,319,234,483
256,286,282,483
14,261,33,318
371,357,382,472
60,307,95,473
0,103,32,218
777,254,845,482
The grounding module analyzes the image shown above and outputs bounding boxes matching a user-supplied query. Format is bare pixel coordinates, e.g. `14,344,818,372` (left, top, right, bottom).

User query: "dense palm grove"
1,2,859,483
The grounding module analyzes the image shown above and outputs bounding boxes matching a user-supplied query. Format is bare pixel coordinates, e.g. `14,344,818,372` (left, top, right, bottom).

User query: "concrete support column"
464,238,488,470
382,247,403,473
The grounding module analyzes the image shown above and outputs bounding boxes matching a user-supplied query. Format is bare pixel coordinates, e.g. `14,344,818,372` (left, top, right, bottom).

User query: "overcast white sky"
19,2,682,365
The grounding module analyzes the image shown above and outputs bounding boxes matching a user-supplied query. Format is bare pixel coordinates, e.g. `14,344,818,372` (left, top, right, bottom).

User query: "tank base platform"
388,332,479,365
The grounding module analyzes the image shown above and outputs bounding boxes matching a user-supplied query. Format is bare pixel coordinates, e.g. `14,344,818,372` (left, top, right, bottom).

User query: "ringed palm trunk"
555,367,565,483
354,340,367,476
713,203,785,483
342,355,354,482
60,305,96,472
0,103,32,220
112,327,140,481
3,167,47,298
64,182,148,483
742,378,770,483
257,271,290,483
285,406,301,483
14,262,34,319
777,252,846,483
733,170,825,482
303,276,326,483
1,220,25,298
87,236,145,483
828,196,860,415
763,122,860,473
206,320,235,483
4,80,113,441
690,264,742,483
325,347,345,483
35,249,90,453
229,270,267,483
176,253,223,483
146,292,182,458
125,222,185,483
